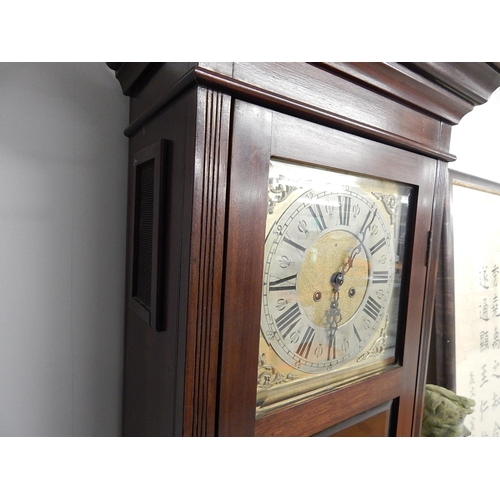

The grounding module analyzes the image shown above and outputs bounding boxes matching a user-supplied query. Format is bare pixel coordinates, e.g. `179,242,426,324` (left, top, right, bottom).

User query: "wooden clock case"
108,62,500,436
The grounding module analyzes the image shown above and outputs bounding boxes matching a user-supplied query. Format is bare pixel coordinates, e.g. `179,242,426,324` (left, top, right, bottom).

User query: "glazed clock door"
257,159,410,405
218,101,437,437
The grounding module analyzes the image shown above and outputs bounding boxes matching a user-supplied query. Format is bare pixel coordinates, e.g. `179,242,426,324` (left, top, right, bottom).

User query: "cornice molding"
402,62,500,107
108,62,500,162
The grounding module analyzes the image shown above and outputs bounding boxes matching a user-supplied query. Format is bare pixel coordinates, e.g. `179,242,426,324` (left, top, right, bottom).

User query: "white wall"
450,87,500,183
0,63,129,436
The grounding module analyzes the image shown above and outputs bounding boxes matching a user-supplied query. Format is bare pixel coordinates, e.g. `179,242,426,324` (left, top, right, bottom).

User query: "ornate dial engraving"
262,186,395,374
357,315,389,361
257,159,413,411
257,353,300,388
372,192,400,225
268,174,297,214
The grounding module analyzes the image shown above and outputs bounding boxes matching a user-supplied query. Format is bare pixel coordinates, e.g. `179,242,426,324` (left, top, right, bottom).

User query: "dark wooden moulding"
109,62,500,436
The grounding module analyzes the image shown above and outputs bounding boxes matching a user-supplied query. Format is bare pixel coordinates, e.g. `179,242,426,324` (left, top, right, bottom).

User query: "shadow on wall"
0,62,129,436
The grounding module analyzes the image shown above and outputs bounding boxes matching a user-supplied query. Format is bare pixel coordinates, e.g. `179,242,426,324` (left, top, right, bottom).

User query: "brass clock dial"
257,159,413,412
263,189,394,372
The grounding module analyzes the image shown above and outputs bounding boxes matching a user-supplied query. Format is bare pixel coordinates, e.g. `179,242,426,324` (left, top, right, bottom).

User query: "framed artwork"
433,168,500,437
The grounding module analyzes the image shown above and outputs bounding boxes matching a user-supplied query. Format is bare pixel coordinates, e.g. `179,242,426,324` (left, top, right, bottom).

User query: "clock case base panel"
112,62,500,436
313,400,395,437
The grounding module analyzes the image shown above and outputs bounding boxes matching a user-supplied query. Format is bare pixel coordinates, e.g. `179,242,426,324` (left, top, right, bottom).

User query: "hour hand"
343,244,362,275
325,297,342,336
326,273,343,337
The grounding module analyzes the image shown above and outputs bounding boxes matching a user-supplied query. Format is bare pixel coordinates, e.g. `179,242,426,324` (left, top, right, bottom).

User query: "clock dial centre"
297,229,369,329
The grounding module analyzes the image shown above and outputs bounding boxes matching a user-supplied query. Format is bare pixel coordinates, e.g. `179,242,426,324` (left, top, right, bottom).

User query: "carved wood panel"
183,89,232,436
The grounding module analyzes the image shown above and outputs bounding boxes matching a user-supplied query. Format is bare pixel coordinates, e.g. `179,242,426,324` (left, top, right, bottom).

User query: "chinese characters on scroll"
454,183,500,437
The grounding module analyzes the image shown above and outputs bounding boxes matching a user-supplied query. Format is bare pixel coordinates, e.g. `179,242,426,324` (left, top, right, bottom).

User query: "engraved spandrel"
257,353,300,388
268,175,297,214
357,315,389,362
372,192,400,225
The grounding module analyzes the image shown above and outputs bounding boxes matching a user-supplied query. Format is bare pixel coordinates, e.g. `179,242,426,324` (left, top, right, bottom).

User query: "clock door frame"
217,100,439,437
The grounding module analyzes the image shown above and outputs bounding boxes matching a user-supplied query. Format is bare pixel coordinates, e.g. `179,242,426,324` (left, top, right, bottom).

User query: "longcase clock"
108,62,500,436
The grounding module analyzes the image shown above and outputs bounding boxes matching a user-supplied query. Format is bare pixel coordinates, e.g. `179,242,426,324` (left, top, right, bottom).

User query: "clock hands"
326,262,350,341
326,213,375,342
334,207,377,286
325,272,343,358
328,206,377,307
344,207,377,274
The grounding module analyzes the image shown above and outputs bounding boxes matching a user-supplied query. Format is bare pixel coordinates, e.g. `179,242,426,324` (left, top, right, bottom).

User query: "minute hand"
343,208,377,274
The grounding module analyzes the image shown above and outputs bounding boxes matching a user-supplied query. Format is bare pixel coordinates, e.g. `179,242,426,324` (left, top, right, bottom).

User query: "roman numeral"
353,324,361,343
370,237,386,255
360,208,377,240
373,271,389,284
337,195,351,226
283,236,306,256
276,303,301,338
269,274,297,291
363,296,382,321
327,333,336,360
296,326,315,359
308,204,327,232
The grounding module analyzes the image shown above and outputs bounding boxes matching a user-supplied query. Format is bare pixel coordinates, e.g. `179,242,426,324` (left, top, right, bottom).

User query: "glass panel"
256,159,414,416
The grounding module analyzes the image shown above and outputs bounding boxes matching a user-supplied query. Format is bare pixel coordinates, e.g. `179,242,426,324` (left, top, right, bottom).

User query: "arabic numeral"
325,205,335,222
352,204,360,219
289,330,300,344
298,219,309,237
279,255,291,268
273,224,283,236
276,298,291,311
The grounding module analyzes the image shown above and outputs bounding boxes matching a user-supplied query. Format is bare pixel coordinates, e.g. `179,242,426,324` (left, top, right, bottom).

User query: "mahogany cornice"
193,67,458,162
316,62,474,124
106,62,163,96
109,61,500,122
402,62,500,107
108,62,500,165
